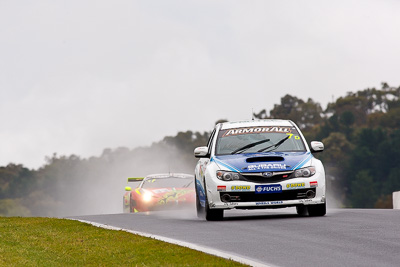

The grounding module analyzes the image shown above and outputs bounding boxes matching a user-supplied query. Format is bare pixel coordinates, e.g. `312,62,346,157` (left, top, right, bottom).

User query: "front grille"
219,188,315,202
241,171,294,183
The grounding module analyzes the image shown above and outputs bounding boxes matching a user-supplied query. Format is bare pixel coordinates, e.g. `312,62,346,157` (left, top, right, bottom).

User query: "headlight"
142,192,153,202
291,166,316,178
216,171,243,181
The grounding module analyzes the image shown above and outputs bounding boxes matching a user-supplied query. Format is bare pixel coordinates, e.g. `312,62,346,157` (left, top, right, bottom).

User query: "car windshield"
215,126,306,155
142,177,193,189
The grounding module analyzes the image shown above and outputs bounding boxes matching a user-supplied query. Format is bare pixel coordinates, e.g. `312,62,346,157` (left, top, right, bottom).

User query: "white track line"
70,219,276,267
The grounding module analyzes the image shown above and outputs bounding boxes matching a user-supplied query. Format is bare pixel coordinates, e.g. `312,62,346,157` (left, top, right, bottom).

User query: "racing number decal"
286,133,300,140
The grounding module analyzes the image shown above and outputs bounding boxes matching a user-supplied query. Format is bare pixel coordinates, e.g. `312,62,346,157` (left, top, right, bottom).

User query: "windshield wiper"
231,139,270,154
257,136,290,152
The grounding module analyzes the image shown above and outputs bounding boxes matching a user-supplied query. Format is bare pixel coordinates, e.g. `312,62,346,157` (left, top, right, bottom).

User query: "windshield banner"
222,127,293,137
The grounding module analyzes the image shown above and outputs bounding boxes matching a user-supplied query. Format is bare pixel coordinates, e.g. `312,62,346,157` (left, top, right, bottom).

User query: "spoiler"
127,177,144,182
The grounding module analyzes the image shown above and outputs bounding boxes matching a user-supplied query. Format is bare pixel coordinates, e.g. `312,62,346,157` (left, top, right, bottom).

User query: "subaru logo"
262,172,273,178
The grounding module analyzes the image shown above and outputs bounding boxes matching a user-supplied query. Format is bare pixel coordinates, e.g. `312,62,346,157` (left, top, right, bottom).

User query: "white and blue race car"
194,119,326,221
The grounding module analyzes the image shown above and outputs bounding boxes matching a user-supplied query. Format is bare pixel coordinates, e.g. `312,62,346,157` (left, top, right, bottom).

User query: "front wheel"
130,198,137,213
205,192,223,221
195,179,204,218
123,197,129,213
296,205,308,216
308,202,326,216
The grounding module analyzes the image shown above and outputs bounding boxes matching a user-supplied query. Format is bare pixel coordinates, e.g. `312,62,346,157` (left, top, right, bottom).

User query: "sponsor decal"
256,201,284,205
217,185,226,192
299,199,313,203
231,185,251,191
255,184,282,194
157,189,192,204
223,127,292,137
248,163,287,171
310,181,318,188
286,182,305,189
223,202,239,206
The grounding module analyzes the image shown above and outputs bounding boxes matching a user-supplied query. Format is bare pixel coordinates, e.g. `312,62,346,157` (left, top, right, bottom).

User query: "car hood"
142,187,195,203
211,152,313,173
146,187,194,196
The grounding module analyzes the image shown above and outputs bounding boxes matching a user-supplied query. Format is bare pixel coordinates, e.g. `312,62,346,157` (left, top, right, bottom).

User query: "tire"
123,197,129,213
296,205,308,216
196,176,223,221
205,199,224,221
195,178,205,218
204,184,223,221
130,198,137,213
308,202,326,217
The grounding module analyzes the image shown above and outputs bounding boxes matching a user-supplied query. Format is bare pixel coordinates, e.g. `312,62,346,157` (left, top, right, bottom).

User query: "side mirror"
194,146,209,158
125,186,132,191
310,141,324,153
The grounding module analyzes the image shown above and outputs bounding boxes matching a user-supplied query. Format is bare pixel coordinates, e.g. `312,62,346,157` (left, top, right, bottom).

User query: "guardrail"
393,191,400,209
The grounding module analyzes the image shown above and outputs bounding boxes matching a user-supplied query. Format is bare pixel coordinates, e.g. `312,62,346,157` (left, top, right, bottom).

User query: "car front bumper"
205,174,326,210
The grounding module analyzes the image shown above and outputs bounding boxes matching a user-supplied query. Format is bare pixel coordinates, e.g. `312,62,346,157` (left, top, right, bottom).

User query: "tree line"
1,83,399,216
254,82,400,208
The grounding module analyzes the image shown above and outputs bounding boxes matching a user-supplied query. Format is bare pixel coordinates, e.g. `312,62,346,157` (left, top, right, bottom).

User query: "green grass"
0,217,246,266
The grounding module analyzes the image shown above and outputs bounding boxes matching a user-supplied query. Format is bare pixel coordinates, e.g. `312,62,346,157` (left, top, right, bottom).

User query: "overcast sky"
1,0,400,169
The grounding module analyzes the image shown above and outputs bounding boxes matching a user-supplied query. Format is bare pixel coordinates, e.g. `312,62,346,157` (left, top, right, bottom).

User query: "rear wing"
127,177,144,183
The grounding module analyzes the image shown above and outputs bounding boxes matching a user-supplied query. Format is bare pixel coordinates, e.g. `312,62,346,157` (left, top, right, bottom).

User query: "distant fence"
393,191,400,209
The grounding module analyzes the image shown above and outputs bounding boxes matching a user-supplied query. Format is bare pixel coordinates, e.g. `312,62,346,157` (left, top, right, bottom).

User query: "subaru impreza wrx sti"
194,119,326,221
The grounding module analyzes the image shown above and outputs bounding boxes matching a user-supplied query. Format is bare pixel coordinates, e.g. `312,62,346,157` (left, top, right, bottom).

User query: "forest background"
1,83,399,217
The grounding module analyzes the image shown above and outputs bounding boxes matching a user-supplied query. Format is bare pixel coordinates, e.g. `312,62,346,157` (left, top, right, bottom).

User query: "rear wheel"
308,202,326,216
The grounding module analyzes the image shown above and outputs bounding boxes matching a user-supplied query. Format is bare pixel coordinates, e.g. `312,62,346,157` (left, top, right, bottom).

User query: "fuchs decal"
255,184,282,194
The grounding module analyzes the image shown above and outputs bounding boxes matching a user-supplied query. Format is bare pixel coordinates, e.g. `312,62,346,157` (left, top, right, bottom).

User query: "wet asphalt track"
71,208,400,267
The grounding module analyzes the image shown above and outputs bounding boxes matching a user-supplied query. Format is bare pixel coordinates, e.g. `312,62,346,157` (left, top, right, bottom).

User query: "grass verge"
0,217,246,266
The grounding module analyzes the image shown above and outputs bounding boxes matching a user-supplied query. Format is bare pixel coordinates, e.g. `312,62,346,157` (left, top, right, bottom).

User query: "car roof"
219,119,295,130
145,173,194,179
